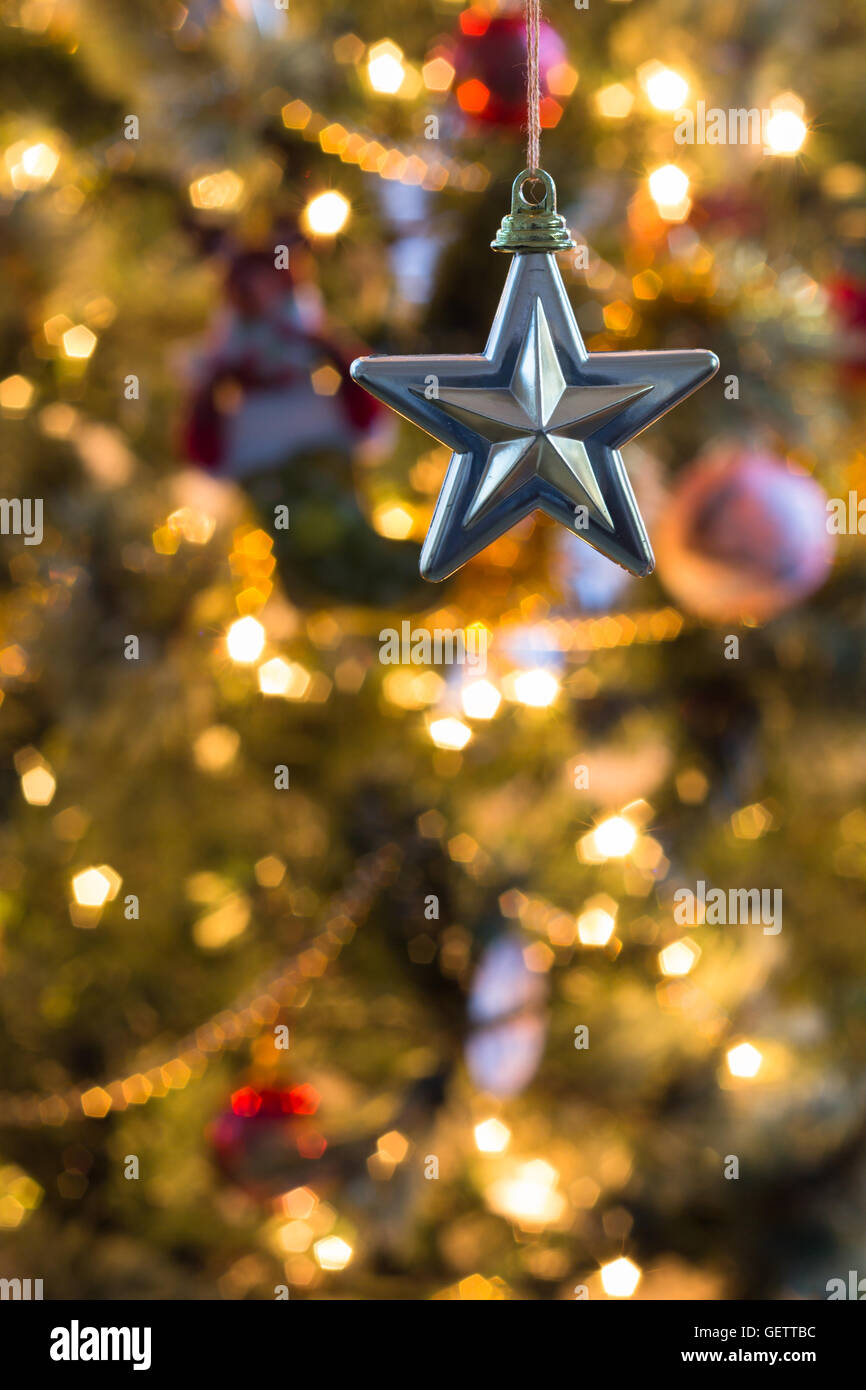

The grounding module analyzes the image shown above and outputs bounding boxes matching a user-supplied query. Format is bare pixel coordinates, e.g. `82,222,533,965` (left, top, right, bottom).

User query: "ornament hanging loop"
491,168,575,254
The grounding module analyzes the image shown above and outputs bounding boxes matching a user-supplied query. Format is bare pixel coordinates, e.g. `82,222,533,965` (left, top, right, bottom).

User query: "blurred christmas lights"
487,1159,565,1231
4,138,59,191
0,848,400,1128
314,1235,353,1270
461,678,502,720
371,501,414,539
303,190,350,237
227,616,265,664
258,657,311,699
366,40,407,95
601,1256,642,1297
0,374,35,415
422,56,455,92
280,94,489,192
188,168,245,211
726,1041,763,1078
595,83,634,119
71,865,120,909
642,62,689,111
474,1118,511,1153
428,716,472,750
577,897,618,947
20,765,56,806
15,747,56,805
766,97,807,156
592,815,638,859
511,668,560,708
648,163,691,220
61,324,97,360
658,938,700,977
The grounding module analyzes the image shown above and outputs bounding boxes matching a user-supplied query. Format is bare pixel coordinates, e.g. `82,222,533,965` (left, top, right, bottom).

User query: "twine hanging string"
525,0,542,173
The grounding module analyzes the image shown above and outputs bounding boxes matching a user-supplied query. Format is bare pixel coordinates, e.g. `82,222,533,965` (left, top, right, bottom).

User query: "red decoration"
209,1082,326,1198
452,12,567,129
182,245,389,478
655,445,834,623
828,274,866,374
178,233,429,611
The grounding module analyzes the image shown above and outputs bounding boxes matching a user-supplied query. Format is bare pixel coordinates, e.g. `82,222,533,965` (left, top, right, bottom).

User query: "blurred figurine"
182,230,433,607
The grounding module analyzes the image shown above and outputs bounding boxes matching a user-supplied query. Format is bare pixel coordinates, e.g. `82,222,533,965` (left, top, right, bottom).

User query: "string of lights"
278,95,490,196
0,843,402,1130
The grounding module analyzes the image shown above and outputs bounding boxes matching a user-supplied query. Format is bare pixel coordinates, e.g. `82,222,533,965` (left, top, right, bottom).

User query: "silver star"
351,252,718,581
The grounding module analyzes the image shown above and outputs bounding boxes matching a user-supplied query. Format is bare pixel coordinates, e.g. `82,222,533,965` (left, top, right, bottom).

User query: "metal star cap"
492,168,576,254
351,183,718,582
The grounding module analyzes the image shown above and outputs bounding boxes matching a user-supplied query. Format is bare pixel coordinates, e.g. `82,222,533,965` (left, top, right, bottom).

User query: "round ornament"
453,13,567,128
655,447,834,623
209,1081,325,1198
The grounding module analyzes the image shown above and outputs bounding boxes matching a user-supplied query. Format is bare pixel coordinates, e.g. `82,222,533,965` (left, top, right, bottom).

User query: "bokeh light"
429,716,472,750
461,679,502,720
303,190,351,236
367,40,406,94
644,65,688,111
726,1042,763,1079
593,815,638,858
474,1118,511,1153
314,1235,353,1270
648,162,690,213
601,1256,642,1297
227,617,265,664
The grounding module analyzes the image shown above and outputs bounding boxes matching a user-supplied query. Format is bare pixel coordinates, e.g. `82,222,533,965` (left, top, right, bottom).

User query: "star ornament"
351,251,718,581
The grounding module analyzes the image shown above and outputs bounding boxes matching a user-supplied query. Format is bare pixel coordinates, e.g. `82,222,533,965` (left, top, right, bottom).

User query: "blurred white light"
648,163,689,207
513,668,559,708
304,190,350,236
726,1042,763,1078
593,815,637,858
766,109,807,156
21,765,56,806
368,41,405,94
314,1236,353,1270
658,938,700,977
461,679,501,720
474,1118,511,1153
429,716,472,750
646,67,688,111
577,905,616,947
487,1160,564,1228
601,1256,641,1297
258,657,311,699
227,616,265,664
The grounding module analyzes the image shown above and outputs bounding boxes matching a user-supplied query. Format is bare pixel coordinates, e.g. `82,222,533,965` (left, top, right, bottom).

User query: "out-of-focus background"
0,0,864,1302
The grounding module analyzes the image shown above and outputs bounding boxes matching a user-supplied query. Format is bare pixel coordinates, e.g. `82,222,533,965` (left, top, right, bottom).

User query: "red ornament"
828,274,866,374
655,446,834,623
452,12,568,129
829,274,866,333
209,1082,326,1198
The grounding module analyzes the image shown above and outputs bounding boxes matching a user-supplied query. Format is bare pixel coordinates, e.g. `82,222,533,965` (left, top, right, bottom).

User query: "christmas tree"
0,0,864,1303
